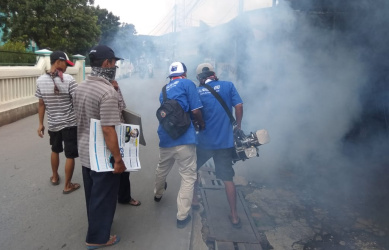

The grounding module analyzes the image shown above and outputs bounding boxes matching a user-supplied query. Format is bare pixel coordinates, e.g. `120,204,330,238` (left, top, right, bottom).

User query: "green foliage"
0,41,36,65
1,0,101,54
0,0,147,62
1,41,26,52
92,6,121,46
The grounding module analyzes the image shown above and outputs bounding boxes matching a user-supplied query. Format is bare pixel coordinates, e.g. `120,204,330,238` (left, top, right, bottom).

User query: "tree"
0,41,36,65
92,6,121,46
0,0,101,54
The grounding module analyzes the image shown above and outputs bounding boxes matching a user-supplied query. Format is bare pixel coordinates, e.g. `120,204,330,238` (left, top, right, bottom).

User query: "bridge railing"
0,49,88,127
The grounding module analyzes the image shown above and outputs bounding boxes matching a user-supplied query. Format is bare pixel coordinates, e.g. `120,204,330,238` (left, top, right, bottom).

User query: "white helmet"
169,62,187,77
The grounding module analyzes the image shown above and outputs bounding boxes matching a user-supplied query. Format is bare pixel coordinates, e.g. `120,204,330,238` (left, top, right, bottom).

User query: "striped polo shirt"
73,76,121,168
35,73,77,131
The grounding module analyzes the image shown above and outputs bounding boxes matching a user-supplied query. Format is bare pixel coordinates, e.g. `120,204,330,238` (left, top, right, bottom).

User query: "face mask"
91,66,117,82
47,68,64,81
46,68,65,95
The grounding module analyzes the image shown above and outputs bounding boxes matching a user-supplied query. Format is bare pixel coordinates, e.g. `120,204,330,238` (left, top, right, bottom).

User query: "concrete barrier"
0,49,87,127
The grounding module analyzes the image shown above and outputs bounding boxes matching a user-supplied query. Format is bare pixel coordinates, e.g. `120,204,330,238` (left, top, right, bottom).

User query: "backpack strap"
162,85,168,102
201,84,237,127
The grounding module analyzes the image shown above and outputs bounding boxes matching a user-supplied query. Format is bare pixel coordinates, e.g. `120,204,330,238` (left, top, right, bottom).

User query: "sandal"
228,215,242,229
63,183,81,194
128,198,141,206
119,198,141,206
86,235,120,249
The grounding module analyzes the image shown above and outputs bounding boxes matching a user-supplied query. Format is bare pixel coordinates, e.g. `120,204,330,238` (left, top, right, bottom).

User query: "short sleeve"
99,89,121,126
35,81,42,99
68,77,78,96
230,83,243,107
187,81,203,111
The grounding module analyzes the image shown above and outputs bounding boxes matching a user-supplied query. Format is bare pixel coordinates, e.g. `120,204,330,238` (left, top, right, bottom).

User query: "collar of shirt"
87,75,112,86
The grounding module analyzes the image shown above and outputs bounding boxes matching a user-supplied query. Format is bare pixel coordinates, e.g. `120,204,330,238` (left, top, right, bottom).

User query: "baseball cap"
196,63,214,75
50,51,74,66
169,62,187,77
89,45,123,61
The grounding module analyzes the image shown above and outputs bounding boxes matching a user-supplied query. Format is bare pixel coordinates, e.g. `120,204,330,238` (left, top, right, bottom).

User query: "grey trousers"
154,144,197,220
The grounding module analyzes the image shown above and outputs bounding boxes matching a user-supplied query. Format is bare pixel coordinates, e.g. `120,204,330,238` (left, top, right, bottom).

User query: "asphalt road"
0,69,200,250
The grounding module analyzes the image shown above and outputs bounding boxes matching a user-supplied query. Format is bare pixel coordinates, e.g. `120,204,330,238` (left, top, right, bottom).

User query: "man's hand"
192,109,205,131
37,124,45,138
113,158,126,174
110,80,119,91
193,120,205,131
102,125,126,174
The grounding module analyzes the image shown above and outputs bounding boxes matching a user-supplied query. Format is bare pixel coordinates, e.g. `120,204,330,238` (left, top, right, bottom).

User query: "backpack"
156,85,191,139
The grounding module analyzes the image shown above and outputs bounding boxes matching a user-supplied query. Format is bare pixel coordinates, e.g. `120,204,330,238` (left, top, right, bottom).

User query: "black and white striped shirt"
35,73,77,131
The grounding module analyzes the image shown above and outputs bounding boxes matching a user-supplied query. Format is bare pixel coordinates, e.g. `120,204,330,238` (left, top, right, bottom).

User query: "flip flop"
63,183,81,194
50,176,60,186
128,199,141,206
86,235,121,249
228,215,242,229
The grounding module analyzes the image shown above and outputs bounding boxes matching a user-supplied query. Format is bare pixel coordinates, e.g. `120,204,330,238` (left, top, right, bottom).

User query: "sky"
93,0,273,36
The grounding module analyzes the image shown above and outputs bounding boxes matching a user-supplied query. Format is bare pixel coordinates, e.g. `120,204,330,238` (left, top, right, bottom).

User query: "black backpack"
156,85,191,139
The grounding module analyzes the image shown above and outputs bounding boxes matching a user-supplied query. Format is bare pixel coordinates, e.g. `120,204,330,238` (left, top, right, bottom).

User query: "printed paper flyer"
89,119,141,172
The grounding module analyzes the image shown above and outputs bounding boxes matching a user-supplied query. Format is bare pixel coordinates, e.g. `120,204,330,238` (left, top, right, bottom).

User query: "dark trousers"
82,166,120,244
118,172,132,203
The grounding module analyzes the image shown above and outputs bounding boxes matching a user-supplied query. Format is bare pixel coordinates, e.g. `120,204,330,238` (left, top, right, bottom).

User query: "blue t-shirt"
197,80,243,149
158,78,203,147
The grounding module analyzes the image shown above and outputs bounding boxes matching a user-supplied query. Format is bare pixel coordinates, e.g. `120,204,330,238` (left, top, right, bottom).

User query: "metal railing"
0,50,38,66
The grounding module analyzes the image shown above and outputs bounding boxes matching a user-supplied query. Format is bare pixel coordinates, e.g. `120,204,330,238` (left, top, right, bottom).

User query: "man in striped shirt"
73,45,125,249
36,51,80,194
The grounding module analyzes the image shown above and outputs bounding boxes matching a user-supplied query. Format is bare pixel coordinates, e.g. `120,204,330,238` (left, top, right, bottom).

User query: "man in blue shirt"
193,63,244,228
154,62,205,228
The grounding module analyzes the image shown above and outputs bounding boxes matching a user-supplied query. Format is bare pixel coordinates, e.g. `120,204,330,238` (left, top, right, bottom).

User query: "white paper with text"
89,119,141,172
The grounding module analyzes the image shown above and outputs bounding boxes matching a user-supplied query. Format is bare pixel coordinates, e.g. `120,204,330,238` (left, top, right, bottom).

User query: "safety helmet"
169,62,187,77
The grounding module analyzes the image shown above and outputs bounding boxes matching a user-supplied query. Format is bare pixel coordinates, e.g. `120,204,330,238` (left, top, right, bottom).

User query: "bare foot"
50,176,60,185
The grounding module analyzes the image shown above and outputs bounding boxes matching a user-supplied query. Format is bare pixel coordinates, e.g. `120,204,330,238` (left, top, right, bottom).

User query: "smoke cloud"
230,1,389,223
112,0,389,228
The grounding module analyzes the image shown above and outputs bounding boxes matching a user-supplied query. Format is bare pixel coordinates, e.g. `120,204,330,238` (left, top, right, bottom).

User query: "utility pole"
174,4,177,33
172,4,177,60
239,0,244,15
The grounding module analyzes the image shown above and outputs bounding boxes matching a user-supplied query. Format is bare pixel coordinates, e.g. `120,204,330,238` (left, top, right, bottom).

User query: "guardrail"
0,49,87,127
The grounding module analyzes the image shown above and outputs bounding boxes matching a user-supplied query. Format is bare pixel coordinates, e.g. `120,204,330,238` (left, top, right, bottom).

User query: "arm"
37,99,46,138
102,126,126,174
234,103,243,130
191,108,205,131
